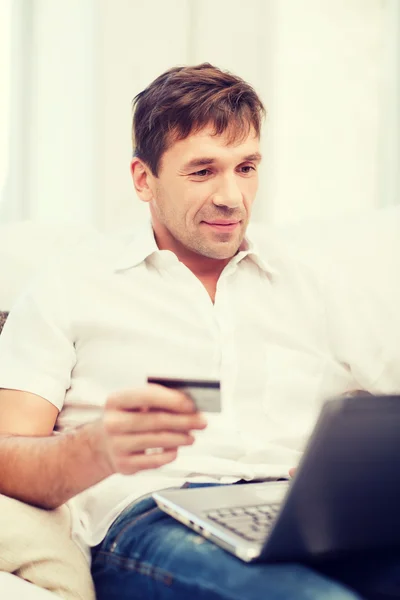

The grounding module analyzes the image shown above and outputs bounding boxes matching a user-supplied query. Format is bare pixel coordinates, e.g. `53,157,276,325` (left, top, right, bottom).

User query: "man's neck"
152,226,231,281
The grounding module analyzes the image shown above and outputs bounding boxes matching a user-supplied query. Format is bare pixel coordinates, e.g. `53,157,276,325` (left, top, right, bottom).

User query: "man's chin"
196,242,242,261
187,228,246,260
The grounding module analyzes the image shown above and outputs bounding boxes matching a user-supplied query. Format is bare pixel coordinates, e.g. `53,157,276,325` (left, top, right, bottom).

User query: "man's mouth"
202,220,241,232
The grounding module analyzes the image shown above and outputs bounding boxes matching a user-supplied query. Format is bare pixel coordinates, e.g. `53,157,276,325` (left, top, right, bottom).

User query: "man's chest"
67,267,354,431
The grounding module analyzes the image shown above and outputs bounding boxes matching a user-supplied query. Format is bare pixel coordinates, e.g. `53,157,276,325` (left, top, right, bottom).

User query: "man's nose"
212,176,243,209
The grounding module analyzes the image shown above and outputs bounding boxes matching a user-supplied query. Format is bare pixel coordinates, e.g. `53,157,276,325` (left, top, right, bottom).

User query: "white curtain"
1,0,98,226
0,0,12,208
378,0,400,208
1,0,398,230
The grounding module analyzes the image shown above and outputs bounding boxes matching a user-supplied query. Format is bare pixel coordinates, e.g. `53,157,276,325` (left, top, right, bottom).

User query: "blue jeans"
91,484,400,600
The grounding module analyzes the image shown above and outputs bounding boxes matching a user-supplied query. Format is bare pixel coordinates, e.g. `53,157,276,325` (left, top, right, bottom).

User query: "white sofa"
0,207,399,598
0,572,61,599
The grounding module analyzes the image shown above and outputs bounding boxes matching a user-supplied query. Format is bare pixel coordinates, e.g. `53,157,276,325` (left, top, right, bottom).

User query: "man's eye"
240,165,256,174
192,169,211,177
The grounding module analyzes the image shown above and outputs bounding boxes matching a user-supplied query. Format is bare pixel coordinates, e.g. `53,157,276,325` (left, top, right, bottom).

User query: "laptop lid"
261,394,400,561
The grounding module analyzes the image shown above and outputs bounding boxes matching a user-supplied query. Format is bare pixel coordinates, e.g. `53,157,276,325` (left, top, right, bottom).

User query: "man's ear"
130,158,155,203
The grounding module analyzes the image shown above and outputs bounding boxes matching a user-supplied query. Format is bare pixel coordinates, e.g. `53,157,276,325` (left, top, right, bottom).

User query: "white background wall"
2,0,398,231
0,0,12,195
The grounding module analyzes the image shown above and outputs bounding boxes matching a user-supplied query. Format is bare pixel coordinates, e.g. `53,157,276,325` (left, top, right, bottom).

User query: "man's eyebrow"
244,152,262,163
181,158,216,171
181,153,262,172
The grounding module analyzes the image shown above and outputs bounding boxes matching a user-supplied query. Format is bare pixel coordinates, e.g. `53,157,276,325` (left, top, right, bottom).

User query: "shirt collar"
234,232,278,277
114,220,161,271
114,219,278,277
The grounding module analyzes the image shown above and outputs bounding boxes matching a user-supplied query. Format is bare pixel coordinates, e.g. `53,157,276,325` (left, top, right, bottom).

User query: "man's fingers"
112,432,195,453
104,409,207,435
289,467,296,478
116,449,179,475
102,386,207,477
107,385,196,414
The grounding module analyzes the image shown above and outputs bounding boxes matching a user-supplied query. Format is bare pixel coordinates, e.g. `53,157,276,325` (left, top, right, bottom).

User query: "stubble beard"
153,195,247,260
183,223,247,260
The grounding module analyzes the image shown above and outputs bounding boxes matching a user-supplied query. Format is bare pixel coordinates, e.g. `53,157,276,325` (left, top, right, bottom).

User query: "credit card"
147,376,221,413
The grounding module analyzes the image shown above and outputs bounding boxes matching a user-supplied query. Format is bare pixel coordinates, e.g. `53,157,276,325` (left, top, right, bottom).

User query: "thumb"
289,467,296,478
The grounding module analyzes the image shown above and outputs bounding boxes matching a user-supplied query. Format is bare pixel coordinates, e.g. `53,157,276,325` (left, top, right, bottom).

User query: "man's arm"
0,386,206,510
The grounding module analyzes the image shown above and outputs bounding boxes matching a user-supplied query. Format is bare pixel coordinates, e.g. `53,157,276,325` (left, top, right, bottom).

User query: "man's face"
145,125,261,260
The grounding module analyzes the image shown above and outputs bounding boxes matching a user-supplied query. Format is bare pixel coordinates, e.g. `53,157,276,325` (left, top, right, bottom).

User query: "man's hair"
132,63,266,176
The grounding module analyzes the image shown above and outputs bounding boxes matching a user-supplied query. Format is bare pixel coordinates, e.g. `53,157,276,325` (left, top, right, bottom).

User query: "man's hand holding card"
147,377,222,413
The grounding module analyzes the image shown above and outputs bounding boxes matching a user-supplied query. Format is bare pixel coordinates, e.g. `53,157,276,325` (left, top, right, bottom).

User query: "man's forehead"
167,124,260,163
181,123,258,146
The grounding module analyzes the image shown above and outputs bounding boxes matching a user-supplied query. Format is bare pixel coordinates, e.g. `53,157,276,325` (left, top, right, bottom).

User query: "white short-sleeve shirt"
0,221,394,560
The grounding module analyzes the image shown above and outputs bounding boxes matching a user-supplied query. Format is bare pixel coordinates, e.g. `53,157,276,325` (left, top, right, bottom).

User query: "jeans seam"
93,550,174,585
93,549,250,600
108,506,160,552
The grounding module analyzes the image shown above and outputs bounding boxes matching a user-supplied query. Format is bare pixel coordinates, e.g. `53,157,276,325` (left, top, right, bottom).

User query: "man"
0,63,398,600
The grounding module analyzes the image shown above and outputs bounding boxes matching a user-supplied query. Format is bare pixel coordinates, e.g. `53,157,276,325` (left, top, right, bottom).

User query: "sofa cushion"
0,572,60,599
0,222,96,311
0,495,95,600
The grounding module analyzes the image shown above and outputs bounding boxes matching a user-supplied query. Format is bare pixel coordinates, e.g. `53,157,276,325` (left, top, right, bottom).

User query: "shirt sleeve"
0,268,76,411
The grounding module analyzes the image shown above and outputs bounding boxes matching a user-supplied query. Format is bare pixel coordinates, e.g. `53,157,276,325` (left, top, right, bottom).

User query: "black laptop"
154,394,400,563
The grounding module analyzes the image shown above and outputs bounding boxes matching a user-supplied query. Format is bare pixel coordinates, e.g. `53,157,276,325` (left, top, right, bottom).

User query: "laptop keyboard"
206,503,281,542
